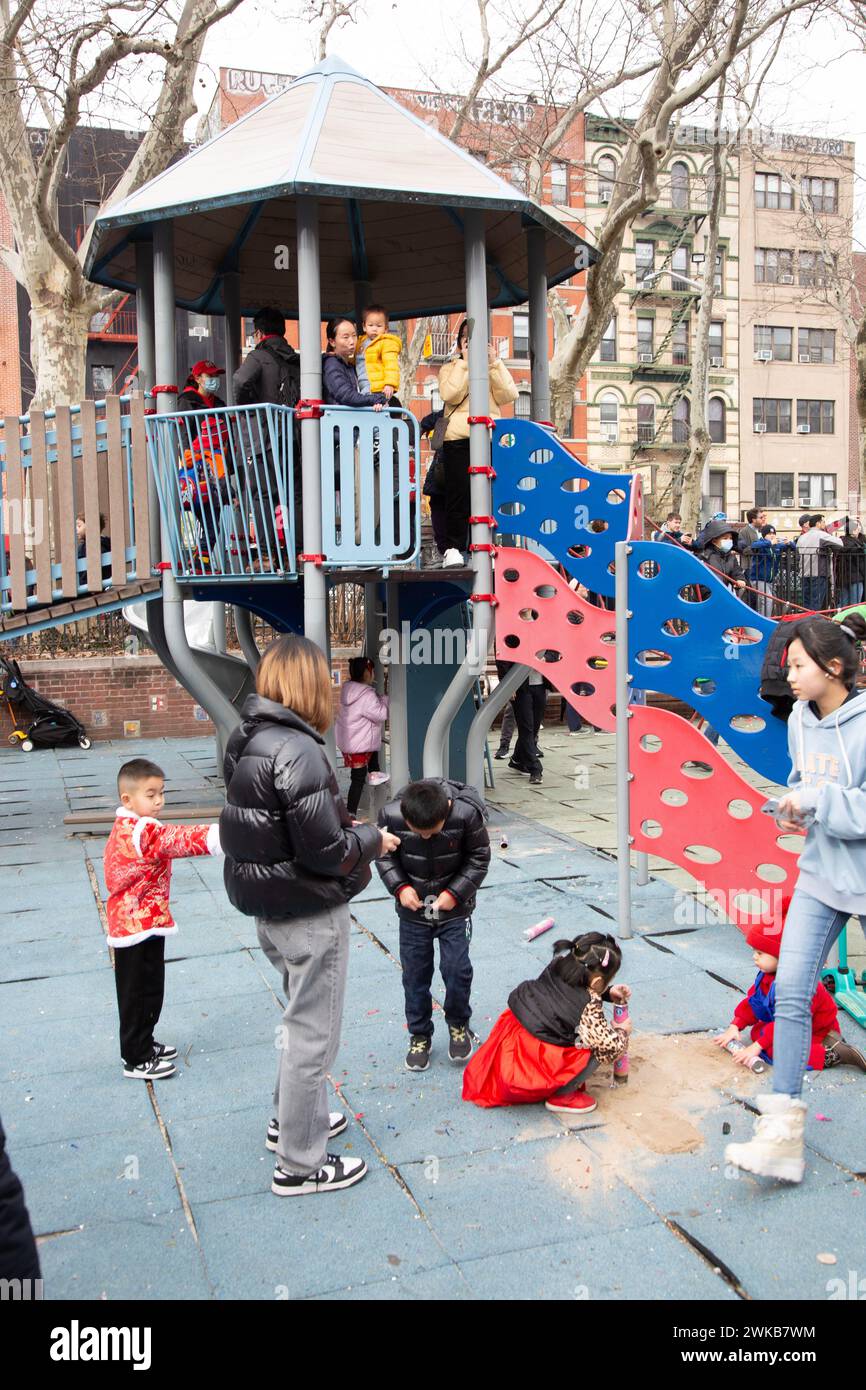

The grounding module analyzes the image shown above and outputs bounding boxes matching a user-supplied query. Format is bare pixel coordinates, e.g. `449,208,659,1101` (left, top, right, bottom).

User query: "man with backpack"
233,307,301,562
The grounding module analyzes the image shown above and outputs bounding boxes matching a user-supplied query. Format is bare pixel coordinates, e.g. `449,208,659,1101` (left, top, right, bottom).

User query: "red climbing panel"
627,472,644,541
495,548,616,732
629,705,803,931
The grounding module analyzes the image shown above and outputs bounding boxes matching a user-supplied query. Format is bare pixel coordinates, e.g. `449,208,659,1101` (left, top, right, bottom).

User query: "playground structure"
0,57,864,1023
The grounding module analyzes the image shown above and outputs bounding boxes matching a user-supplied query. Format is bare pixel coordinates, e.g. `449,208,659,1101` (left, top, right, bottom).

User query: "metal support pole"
153,220,238,751
385,579,409,791
365,581,384,691
465,660,525,794
297,196,327,661
234,606,261,671
134,240,161,566
526,224,550,423
615,539,633,939
422,210,493,778
222,271,242,405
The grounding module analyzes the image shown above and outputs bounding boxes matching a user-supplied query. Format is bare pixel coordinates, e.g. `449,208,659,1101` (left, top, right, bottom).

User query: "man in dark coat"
232,307,301,560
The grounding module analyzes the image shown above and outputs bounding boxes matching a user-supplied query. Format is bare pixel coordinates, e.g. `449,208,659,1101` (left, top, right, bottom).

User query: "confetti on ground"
817,1253,838,1265
815,1112,832,1121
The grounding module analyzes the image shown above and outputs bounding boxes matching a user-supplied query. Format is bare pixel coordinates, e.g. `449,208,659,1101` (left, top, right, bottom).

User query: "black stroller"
1,655,91,752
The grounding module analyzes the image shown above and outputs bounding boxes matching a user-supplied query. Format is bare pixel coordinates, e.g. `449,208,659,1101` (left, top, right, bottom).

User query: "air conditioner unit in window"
799,354,812,363
639,353,654,363
779,274,794,284
797,424,810,433
782,498,795,507
602,430,618,444
710,356,724,368
599,190,611,204
754,423,767,433
755,351,772,362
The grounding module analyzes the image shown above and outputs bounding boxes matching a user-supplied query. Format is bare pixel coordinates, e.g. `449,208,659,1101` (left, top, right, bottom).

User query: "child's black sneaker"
152,1041,178,1061
448,1024,474,1063
123,1052,176,1080
266,1111,348,1152
405,1035,431,1071
271,1153,367,1196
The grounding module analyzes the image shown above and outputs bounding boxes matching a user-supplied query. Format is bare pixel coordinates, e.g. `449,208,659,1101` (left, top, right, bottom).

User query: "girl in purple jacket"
335,657,390,815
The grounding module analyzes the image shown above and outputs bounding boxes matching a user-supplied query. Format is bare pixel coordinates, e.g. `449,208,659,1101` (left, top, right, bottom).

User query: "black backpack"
260,341,300,409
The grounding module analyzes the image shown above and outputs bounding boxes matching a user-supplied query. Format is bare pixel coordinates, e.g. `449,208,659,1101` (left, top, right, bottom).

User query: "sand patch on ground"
544,1032,763,1197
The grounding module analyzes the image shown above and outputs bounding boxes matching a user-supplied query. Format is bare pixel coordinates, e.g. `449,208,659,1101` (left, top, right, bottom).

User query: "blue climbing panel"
491,420,633,598
627,541,790,784
320,406,420,567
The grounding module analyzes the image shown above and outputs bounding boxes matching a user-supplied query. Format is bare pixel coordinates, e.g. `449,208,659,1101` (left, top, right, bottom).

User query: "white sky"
191,1,866,237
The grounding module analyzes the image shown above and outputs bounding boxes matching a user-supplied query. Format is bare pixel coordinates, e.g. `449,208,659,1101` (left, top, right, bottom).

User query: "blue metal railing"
320,405,420,568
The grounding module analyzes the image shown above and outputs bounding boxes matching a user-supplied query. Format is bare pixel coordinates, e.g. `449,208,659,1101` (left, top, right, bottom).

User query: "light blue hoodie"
788,689,866,912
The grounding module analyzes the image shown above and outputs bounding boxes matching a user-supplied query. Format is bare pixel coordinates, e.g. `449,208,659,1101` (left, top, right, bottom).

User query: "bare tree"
309,0,363,60
0,0,246,408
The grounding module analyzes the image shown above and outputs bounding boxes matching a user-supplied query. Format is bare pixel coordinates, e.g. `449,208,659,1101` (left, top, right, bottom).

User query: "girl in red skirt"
462,932,631,1115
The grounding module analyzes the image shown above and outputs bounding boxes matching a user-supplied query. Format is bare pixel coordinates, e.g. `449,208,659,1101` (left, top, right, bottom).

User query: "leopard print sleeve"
577,994,628,1063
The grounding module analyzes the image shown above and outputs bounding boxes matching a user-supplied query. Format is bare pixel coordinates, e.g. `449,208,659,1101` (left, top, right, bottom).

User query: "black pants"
346,751,380,817
442,438,472,553
114,935,166,1067
0,1117,40,1282
399,916,473,1036
513,683,546,774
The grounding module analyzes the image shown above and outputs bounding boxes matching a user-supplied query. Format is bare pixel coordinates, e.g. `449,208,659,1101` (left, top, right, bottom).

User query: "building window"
755,171,793,210
796,399,835,434
709,321,724,363
708,469,726,513
636,396,656,445
797,328,835,364
508,161,526,191
599,393,619,441
709,396,726,443
755,473,795,508
754,325,792,361
713,250,724,294
83,200,100,227
671,245,689,291
672,319,689,366
515,391,532,419
799,473,837,508
635,240,654,285
91,364,113,395
512,312,529,359
671,161,690,210
598,155,616,202
672,395,690,443
799,251,835,287
636,317,654,359
755,248,794,284
427,382,443,413
753,398,792,433
550,161,568,204
600,316,617,362
801,176,838,214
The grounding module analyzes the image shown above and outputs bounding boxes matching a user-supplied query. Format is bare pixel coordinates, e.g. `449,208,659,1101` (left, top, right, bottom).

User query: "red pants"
462,1008,593,1108
751,1023,826,1071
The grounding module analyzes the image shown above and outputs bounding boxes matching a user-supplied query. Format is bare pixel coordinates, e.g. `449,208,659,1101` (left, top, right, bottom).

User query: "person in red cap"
178,360,226,414
176,361,229,568
713,908,865,1072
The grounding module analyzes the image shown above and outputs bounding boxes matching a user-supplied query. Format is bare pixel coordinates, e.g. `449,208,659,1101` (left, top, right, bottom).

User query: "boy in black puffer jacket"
376,779,491,1071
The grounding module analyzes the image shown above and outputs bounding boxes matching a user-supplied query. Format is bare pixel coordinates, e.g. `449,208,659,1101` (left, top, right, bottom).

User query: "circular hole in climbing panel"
600,630,615,644
681,760,713,779
607,561,616,576
561,477,590,492
732,891,771,918
727,799,753,820
571,682,596,697
568,544,591,559
679,584,711,603
606,489,626,505
499,433,516,448
502,568,520,583
662,618,689,637
729,714,766,733
503,634,520,649
637,650,672,666
529,448,554,464
516,476,538,491
757,863,788,884
683,844,722,865
638,559,659,579
776,833,803,854
539,519,558,534
587,656,608,671
536,649,562,663
723,626,763,645
640,734,662,753
533,584,556,599
692,677,716,696
518,608,539,622
660,788,688,807
499,501,525,517
565,610,584,626
641,819,663,839
589,519,609,533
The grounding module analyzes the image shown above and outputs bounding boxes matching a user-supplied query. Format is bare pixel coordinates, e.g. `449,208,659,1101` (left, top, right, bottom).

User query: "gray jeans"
256,903,350,1176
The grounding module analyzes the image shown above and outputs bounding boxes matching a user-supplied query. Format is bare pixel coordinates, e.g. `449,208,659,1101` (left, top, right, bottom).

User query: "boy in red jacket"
714,920,865,1072
105,758,221,1080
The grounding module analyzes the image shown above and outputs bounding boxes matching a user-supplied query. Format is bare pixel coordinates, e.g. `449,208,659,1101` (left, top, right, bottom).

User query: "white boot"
725,1094,807,1183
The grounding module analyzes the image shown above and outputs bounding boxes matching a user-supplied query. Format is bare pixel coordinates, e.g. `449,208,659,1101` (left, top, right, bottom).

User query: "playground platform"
2,735,864,1302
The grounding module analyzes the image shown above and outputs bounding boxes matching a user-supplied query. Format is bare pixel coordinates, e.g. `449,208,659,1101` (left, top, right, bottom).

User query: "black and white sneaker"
405,1035,431,1071
266,1111,348,1152
448,1024,474,1063
123,1052,176,1080
272,1153,367,1196
152,1041,178,1061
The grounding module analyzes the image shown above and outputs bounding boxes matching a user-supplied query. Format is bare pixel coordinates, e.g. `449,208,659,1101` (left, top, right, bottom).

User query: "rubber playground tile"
0,933,109,983
146,1039,278,1126
161,947,266,1005
309,1263,472,1300
399,1135,657,1264
0,840,84,866
457,1225,739,1301
625,970,743,1035
0,962,117,1023
190,1168,451,1299
157,988,282,1060
645,923,760,993
14,1123,182,1234
159,920,248,962
36,1212,212,1301
0,875,96,915
0,906,102,948
3,1065,157,1149
790,1066,866,1174
3,1010,119,1081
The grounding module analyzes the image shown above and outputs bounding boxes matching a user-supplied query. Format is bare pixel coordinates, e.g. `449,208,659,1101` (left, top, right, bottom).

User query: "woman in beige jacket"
437,319,518,567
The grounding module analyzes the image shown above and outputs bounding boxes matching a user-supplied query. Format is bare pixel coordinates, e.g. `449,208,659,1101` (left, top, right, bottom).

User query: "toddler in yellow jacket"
356,304,401,400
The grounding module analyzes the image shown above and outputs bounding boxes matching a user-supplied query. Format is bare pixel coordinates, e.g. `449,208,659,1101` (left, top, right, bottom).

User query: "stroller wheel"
7,733,20,745
19,738,34,752
78,736,92,750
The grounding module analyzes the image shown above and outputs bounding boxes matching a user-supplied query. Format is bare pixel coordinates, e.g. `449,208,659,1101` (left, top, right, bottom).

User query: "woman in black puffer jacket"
221,635,400,1197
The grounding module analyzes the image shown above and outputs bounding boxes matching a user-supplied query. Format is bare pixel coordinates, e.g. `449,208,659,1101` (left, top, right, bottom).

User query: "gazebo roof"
85,57,596,317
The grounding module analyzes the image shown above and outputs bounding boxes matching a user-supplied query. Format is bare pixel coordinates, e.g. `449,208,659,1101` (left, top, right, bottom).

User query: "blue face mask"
204,376,220,393
718,538,734,553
